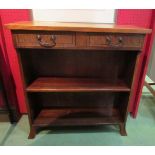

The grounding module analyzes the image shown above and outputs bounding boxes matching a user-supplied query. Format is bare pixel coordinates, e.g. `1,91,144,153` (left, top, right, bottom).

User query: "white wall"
32,9,115,23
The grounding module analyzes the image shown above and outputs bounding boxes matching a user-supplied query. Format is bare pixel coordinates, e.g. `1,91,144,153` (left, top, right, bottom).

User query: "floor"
0,78,155,145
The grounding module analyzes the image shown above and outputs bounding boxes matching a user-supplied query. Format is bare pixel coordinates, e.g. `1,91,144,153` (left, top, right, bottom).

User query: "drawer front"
87,33,144,49
13,31,76,48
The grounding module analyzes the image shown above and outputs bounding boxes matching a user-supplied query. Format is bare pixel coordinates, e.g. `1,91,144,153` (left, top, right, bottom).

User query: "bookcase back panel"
19,49,138,86
28,92,128,119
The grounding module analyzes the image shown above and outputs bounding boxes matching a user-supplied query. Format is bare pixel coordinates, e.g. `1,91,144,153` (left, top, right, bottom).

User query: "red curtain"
116,9,154,117
0,9,31,113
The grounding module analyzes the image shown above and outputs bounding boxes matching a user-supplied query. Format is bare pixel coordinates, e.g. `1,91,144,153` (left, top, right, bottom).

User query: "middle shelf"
26,77,130,92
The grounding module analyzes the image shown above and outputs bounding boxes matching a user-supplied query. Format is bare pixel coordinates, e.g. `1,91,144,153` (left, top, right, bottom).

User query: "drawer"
87,33,144,50
13,31,76,49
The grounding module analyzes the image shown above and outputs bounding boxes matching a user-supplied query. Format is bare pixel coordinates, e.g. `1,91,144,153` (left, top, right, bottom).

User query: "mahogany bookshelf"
6,21,151,138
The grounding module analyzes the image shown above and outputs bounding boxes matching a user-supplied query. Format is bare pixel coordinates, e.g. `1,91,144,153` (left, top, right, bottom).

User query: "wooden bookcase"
6,22,151,138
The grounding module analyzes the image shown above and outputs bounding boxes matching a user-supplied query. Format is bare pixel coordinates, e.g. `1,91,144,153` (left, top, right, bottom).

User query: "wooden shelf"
26,77,130,92
33,108,121,127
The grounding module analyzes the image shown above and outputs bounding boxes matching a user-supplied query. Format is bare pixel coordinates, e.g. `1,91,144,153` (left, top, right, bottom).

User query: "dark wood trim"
0,110,10,122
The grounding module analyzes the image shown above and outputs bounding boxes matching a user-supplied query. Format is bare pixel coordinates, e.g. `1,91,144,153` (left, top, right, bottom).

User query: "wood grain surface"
6,21,151,34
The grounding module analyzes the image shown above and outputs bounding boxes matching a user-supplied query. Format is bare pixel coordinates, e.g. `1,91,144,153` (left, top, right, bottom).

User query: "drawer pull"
118,37,123,44
106,36,112,45
106,36,123,47
113,37,123,47
37,35,56,47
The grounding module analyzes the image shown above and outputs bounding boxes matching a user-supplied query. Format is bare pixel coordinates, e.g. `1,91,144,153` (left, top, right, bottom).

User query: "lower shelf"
33,108,122,127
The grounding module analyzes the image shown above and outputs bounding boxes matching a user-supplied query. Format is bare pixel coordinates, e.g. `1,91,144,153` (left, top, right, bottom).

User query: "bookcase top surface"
5,21,151,34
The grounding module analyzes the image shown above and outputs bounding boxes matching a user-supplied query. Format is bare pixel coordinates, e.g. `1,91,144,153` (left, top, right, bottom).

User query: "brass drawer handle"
106,36,112,45
37,35,56,48
117,37,123,46
106,36,123,47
